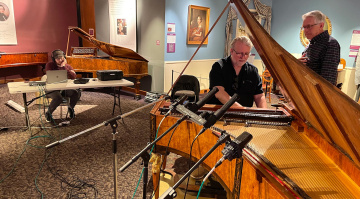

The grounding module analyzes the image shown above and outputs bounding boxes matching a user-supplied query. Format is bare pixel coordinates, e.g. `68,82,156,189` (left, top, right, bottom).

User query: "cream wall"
338,68,357,99
164,59,216,93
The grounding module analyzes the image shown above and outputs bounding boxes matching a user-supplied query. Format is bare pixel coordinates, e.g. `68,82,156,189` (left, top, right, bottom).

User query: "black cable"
46,160,98,199
184,129,205,199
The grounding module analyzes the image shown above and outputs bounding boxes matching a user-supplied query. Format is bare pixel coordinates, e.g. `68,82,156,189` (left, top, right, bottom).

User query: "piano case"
96,70,123,81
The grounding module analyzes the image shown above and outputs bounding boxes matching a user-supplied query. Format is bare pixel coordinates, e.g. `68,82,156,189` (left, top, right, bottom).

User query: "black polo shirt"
208,56,263,107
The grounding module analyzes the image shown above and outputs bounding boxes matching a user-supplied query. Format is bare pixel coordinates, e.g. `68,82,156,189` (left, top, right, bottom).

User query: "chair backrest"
171,75,200,102
262,70,272,85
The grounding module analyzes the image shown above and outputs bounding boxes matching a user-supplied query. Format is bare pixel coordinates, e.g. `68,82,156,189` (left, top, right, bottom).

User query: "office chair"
171,75,200,103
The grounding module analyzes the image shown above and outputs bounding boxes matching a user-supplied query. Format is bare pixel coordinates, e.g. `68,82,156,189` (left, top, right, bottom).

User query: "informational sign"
0,0,17,45
350,30,360,50
349,49,359,57
167,23,175,32
108,0,136,51
167,33,176,53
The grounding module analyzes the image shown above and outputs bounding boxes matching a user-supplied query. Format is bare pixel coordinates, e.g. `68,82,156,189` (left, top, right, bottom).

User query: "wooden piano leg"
134,76,142,100
153,172,160,199
150,153,163,199
150,153,168,199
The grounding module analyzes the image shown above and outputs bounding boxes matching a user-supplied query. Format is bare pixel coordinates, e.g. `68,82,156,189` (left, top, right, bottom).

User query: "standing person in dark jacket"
299,10,340,86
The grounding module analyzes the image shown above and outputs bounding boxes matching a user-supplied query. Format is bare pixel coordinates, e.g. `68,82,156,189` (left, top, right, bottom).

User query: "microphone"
164,94,188,117
219,131,252,163
174,88,219,126
186,87,219,112
203,93,240,128
203,132,253,182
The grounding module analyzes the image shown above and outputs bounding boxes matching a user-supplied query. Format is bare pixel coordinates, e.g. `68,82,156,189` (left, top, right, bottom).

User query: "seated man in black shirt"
208,36,267,108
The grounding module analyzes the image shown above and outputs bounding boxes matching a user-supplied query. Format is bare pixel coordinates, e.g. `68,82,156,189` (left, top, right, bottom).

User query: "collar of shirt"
310,30,329,44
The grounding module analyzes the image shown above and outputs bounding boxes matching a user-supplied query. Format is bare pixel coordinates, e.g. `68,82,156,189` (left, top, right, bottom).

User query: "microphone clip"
222,131,253,161
165,95,188,117
222,139,242,161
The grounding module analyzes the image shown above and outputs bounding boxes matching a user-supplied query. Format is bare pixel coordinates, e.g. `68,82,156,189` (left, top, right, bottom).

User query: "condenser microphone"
174,87,219,126
220,131,252,162
203,93,240,128
164,94,188,117
203,131,253,182
214,131,252,168
187,87,219,112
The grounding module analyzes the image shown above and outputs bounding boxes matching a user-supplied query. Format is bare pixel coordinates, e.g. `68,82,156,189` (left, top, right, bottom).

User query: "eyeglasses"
301,23,319,30
232,49,250,57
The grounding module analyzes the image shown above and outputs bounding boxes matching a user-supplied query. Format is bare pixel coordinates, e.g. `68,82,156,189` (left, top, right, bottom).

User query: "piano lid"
67,26,148,62
232,0,360,167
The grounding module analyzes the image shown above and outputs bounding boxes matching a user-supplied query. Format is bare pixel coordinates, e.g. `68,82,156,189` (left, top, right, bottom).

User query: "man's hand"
214,86,245,109
298,57,308,65
60,58,67,67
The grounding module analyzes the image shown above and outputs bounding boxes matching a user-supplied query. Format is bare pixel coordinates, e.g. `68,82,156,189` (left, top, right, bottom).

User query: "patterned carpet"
0,85,155,198
0,84,280,198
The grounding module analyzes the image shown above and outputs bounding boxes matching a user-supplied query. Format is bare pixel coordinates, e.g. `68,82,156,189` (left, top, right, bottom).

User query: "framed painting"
187,5,210,45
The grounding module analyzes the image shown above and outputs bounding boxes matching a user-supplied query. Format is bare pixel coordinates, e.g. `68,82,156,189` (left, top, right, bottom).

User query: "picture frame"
187,5,210,45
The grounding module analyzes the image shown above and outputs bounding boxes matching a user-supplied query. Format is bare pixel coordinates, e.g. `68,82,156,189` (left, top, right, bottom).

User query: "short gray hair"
230,36,253,49
302,10,325,24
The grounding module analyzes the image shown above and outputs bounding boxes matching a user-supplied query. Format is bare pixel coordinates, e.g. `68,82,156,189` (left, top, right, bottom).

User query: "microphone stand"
119,88,219,198
109,96,192,199
159,133,231,199
118,111,190,199
45,98,165,199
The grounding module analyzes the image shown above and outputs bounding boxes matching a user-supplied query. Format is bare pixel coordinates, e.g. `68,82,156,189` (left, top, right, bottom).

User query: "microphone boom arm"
119,115,188,172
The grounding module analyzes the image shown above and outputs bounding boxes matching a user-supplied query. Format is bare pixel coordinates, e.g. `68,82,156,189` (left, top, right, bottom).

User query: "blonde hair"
230,36,253,49
302,10,325,24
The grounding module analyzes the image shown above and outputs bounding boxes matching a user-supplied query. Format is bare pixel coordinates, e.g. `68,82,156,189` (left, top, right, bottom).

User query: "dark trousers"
46,90,80,114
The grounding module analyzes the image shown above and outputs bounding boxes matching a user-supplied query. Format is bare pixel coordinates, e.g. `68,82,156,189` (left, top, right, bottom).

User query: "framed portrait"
187,5,210,45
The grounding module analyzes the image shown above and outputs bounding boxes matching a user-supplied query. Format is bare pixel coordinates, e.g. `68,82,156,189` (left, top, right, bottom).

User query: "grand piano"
65,27,148,99
150,0,360,198
0,52,48,83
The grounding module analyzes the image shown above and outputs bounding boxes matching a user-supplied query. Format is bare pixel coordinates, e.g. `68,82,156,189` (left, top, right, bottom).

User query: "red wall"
1,0,79,81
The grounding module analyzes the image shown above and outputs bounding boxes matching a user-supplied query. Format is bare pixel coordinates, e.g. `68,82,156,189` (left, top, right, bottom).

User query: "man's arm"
215,86,244,108
64,59,77,79
254,93,267,108
321,39,340,85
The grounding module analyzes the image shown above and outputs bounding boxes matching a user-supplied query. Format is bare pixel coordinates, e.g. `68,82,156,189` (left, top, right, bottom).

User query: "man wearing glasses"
208,36,267,108
299,10,340,86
